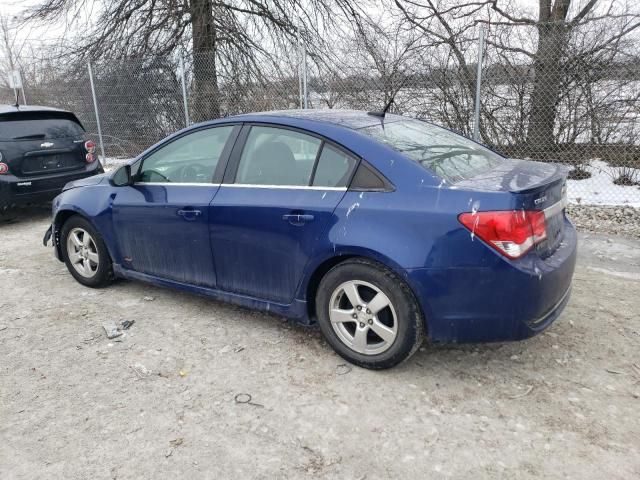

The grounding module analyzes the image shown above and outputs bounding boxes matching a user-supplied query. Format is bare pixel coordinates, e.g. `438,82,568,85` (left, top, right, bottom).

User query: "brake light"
86,153,95,163
458,210,547,259
84,140,96,153
0,162,8,175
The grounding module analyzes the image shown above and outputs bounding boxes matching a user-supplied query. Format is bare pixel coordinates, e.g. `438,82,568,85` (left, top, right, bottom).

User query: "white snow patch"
567,160,640,207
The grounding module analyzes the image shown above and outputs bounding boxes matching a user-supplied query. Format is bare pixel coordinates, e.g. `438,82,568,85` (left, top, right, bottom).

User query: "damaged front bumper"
43,223,62,261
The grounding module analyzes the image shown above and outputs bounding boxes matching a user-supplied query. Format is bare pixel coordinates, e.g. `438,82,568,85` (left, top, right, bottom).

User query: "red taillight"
458,210,547,259
0,162,8,174
84,140,96,153
86,153,95,163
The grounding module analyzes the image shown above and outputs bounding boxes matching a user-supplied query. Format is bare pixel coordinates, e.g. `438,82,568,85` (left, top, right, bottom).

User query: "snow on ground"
567,160,640,208
100,156,640,207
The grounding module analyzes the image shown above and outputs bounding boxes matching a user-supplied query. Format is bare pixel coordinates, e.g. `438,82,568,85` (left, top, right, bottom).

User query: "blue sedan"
44,110,577,369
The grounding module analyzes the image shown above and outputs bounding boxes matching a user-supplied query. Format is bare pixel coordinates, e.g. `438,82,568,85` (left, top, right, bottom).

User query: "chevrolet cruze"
44,110,577,369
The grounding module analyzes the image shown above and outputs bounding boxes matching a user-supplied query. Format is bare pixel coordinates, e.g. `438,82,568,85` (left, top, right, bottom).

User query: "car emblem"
40,142,54,148
534,195,547,205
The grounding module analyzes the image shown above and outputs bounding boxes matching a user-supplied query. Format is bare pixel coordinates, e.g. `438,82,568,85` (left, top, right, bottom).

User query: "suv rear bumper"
0,161,103,209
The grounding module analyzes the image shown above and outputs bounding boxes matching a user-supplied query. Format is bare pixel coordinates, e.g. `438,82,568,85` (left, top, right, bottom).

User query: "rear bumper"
407,218,578,343
0,162,103,209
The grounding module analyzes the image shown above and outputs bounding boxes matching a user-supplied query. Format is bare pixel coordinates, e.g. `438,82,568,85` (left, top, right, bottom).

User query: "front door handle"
177,208,202,221
282,213,314,225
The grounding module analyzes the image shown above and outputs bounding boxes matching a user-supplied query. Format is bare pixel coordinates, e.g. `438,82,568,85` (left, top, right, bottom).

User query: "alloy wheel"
329,280,398,355
66,227,100,278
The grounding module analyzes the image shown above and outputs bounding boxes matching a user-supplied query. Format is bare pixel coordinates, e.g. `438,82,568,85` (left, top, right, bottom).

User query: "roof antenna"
367,76,408,119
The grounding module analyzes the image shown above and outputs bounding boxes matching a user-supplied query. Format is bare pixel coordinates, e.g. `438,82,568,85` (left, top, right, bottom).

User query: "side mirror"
110,164,133,187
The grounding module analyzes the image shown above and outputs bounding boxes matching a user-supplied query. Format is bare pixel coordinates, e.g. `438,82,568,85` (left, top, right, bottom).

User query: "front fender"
51,186,119,262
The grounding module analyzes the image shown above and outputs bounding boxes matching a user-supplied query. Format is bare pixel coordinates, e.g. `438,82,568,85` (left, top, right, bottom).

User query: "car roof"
0,104,75,117
0,104,84,129
227,109,406,130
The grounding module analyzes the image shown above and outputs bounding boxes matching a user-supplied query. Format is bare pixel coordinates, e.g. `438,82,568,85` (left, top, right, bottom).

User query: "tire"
60,215,113,288
0,205,17,224
315,258,424,369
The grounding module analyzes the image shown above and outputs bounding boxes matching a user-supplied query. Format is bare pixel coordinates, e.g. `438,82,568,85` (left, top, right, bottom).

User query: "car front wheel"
60,215,113,288
315,258,424,369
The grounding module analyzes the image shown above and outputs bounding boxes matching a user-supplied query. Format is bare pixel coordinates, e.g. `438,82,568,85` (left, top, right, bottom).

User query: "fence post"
20,70,27,105
302,45,308,109
179,55,190,127
473,24,485,142
87,62,106,162
297,37,303,109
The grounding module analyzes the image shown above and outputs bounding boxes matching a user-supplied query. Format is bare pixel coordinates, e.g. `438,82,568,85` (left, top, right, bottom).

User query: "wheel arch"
303,250,427,331
53,208,112,262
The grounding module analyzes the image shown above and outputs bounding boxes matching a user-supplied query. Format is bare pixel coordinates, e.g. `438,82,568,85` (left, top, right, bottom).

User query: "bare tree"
20,0,353,121
392,0,640,155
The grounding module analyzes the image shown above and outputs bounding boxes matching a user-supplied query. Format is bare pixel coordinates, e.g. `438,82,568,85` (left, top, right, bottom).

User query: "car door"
210,124,358,303
112,124,239,287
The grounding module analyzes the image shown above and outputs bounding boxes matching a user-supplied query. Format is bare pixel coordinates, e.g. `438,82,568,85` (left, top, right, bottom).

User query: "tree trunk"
190,0,220,121
526,21,567,156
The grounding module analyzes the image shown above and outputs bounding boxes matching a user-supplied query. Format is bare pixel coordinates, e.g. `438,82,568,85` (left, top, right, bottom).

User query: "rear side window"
0,116,85,141
360,119,503,183
312,145,357,187
236,126,322,186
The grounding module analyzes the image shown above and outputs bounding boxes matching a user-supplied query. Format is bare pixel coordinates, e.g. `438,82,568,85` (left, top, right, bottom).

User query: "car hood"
62,172,109,191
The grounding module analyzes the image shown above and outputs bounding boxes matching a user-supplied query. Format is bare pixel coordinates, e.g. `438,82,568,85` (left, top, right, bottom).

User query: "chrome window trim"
220,183,347,191
135,182,219,187
132,182,348,190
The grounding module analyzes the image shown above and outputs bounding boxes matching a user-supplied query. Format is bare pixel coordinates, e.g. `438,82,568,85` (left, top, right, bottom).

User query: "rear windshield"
0,116,85,141
360,119,503,182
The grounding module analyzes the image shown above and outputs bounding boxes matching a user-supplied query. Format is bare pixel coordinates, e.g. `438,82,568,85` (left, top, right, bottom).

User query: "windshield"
360,119,503,182
0,117,85,141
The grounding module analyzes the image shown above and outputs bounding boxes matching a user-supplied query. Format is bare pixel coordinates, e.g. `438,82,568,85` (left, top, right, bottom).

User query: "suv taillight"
458,210,547,259
84,140,96,153
0,162,8,175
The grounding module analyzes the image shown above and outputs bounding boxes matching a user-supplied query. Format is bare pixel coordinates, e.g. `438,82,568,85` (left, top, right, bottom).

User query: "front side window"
235,126,322,186
360,119,503,183
138,126,233,183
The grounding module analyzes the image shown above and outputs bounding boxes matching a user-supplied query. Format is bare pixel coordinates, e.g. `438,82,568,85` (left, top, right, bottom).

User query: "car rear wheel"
315,258,424,369
60,215,113,288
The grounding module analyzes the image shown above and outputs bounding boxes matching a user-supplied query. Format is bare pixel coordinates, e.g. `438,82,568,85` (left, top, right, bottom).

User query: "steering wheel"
142,169,170,182
178,163,210,183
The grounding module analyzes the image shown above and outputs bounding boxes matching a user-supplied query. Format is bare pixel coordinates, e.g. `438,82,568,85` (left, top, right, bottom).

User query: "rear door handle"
177,208,202,220
282,213,314,225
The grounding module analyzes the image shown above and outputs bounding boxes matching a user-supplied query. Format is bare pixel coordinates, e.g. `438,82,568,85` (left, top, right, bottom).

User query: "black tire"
60,215,113,288
0,205,17,224
315,258,424,369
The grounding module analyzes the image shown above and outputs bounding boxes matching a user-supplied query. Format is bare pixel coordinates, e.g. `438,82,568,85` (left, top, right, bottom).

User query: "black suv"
0,105,103,215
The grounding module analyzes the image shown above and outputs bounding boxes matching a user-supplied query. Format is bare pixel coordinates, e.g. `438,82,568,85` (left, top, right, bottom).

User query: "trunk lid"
455,158,568,258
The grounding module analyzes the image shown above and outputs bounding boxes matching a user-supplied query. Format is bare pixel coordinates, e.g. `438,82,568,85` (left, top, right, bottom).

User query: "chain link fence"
2,23,639,206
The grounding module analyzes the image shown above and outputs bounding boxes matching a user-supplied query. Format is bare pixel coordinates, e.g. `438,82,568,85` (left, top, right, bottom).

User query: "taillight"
0,162,8,175
458,210,547,259
84,140,96,153
86,153,95,163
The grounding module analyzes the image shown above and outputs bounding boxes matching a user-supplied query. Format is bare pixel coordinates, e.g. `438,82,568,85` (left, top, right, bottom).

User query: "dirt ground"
1,206,639,480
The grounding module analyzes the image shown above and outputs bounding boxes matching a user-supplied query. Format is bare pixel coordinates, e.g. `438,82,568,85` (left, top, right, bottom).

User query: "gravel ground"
567,204,640,239
1,206,639,479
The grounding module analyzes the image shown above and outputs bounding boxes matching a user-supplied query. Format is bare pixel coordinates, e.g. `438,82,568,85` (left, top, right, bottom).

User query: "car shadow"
1,203,51,225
